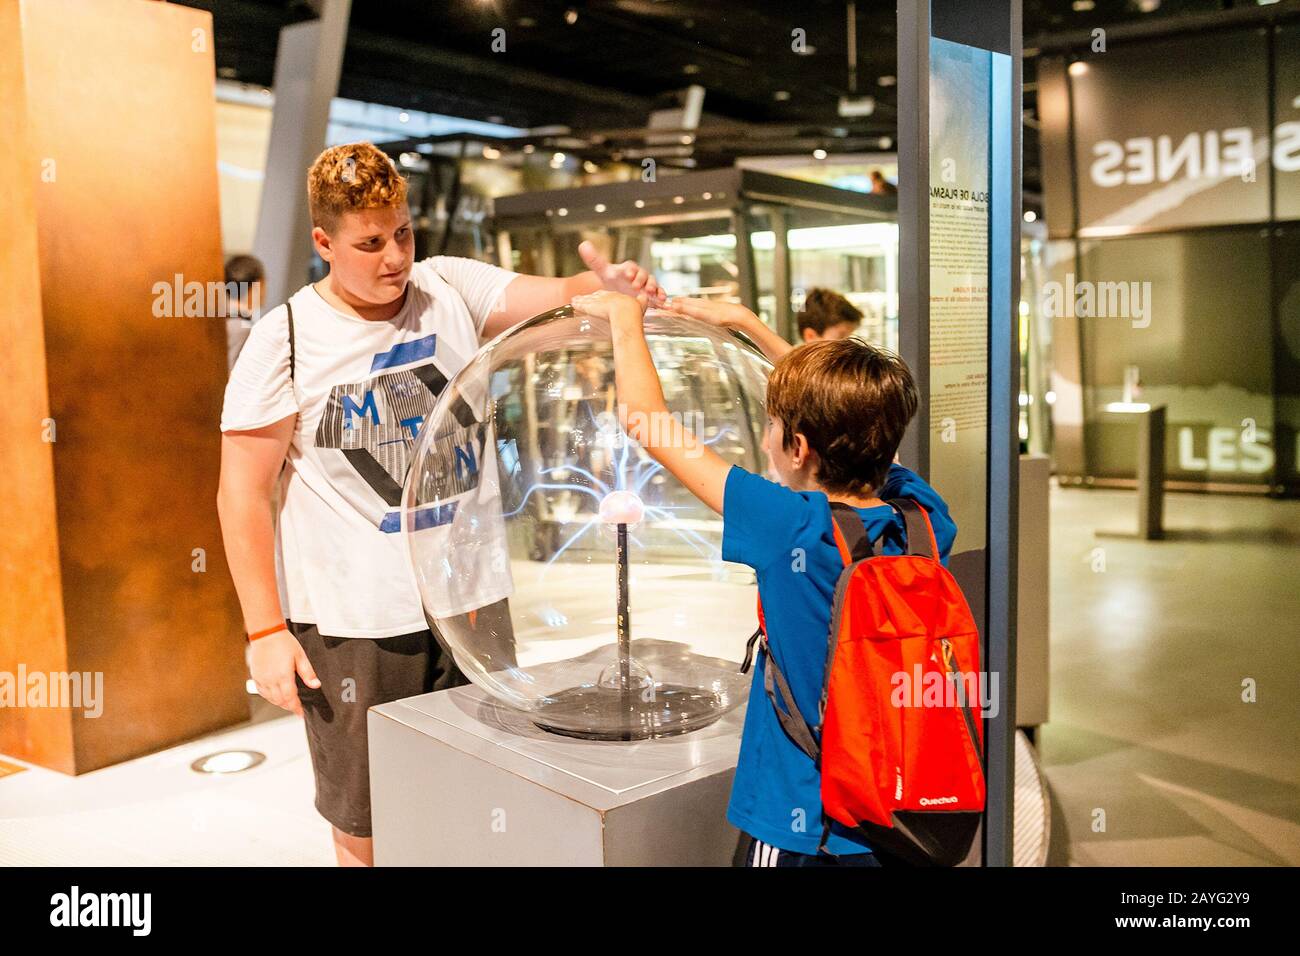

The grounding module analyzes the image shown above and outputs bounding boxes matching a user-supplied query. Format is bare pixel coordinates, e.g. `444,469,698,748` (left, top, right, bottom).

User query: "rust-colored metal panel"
1,0,248,773
0,0,75,775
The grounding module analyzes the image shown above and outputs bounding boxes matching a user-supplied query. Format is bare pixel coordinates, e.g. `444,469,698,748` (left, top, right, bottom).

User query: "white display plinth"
369,685,745,866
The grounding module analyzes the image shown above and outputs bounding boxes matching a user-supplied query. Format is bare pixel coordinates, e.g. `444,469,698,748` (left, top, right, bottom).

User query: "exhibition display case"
493,168,899,350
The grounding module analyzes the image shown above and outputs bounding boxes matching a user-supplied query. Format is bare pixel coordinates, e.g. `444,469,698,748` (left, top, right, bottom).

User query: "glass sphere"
402,305,772,740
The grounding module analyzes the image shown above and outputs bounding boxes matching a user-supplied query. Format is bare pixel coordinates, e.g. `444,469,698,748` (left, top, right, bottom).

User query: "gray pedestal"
368,685,745,866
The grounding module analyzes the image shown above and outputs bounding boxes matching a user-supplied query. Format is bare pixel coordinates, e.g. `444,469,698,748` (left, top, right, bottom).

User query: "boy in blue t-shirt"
573,290,956,867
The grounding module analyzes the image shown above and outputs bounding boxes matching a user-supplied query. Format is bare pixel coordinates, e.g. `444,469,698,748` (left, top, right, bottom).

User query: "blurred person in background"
797,288,863,343
224,254,265,370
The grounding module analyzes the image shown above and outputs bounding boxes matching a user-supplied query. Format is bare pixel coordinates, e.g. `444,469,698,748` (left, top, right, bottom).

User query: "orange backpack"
746,499,986,865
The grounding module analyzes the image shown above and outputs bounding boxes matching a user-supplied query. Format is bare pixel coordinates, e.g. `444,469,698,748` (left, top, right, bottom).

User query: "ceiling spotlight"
398,111,411,123
684,64,701,75
482,145,501,160
565,8,578,25
774,90,791,101
878,136,893,150
673,195,685,204
557,207,569,216
813,148,828,160
1024,210,1038,222
701,192,712,200
191,750,266,775
522,144,536,154
594,203,607,213
1072,0,1095,11
399,152,419,167
1137,0,1161,10
680,134,694,145
634,199,646,208
583,160,599,173
1067,61,1089,77
878,75,897,87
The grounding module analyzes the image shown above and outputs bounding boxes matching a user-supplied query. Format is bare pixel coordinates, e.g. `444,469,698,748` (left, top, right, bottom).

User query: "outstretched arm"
574,291,731,514
481,241,667,339
663,296,793,364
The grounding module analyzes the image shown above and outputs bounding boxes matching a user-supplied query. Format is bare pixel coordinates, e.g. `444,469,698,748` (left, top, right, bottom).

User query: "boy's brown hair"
307,142,408,232
766,339,918,495
797,288,863,337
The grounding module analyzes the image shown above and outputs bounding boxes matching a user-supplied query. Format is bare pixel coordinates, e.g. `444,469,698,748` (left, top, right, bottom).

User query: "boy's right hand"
249,629,321,716
663,296,759,332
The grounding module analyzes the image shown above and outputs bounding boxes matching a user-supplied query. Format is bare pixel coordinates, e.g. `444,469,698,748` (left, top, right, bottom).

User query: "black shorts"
288,620,469,838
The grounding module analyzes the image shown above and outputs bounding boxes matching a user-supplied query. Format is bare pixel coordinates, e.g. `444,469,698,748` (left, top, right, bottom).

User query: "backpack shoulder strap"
286,299,296,386
747,595,821,763
762,641,820,763
828,501,871,563
887,498,939,561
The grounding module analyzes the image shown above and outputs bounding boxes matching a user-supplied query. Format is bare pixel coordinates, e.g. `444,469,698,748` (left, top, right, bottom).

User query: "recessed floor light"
191,750,266,775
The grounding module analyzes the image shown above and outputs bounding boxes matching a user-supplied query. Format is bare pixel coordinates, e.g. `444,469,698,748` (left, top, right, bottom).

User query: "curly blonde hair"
307,142,408,232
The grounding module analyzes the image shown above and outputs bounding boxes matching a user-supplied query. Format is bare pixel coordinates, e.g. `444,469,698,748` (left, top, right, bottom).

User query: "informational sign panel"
928,37,991,550
1066,30,1271,236
1276,24,1300,223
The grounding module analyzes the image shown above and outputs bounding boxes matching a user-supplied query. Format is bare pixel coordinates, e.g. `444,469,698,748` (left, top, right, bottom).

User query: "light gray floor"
0,695,334,867
1042,484,1300,866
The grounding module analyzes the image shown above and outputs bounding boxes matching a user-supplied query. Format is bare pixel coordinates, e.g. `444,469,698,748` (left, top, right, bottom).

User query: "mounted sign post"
897,0,1022,866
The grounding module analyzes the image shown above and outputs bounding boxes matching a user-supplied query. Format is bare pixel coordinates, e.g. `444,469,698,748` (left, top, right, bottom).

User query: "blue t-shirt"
721,463,957,856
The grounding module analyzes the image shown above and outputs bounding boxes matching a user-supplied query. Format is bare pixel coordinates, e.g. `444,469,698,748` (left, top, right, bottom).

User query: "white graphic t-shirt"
220,257,518,638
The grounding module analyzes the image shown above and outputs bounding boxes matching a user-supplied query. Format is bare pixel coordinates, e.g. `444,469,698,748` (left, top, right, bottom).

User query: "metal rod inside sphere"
616,521,630,689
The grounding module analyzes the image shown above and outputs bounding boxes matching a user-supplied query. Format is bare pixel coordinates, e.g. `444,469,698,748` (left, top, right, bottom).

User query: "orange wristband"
247,623,288,642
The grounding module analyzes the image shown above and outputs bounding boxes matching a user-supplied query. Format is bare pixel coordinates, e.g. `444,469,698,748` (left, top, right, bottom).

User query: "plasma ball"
599,490,645,526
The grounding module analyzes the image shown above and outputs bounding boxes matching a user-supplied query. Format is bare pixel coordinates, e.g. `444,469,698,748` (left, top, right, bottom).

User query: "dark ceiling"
189,0,1290,194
